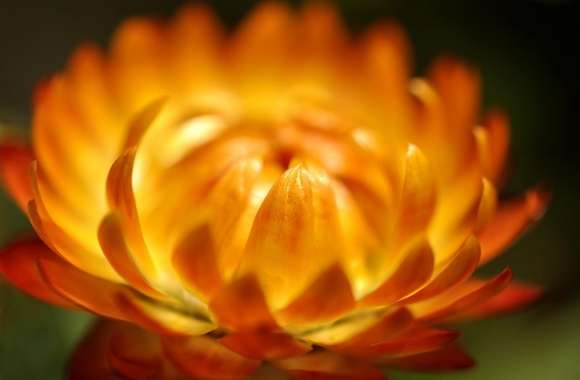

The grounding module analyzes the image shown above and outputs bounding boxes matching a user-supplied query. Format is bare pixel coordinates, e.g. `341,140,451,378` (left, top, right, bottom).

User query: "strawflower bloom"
0,2,549,379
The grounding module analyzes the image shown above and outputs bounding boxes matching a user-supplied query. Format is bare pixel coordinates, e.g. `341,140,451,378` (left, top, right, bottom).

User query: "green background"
1,1,579,379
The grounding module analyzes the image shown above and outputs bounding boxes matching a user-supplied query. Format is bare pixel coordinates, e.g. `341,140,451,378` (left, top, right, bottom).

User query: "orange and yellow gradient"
0,3,548,379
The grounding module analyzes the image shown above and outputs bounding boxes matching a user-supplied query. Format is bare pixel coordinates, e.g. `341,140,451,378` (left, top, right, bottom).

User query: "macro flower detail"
0,2,549,379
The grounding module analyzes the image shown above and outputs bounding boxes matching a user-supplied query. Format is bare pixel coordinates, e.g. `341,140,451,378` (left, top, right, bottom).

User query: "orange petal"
412,268,513,322
106,150,156,277
361,237,434,307
428,57,480,132
481,109,510,184
36,256,129,320
277,264,355,326
299,1,348,54
0,140,34,210
381,344,474,372
395,145,436,246
475,178,498,232
219,331,311,360
163,335,260,380
68,320,123,380
0,239,77,308
352,328,460,358
275,352,386,380
115,292,215,337
478,187,550,264
172,224,223,302
209,275,278,331
98,213,163,299
452,281,543,320
331,307,414,350
402,235,481,304
240,163,342,309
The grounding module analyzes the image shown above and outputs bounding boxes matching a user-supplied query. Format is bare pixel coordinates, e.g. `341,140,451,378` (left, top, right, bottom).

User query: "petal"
428,57,480,132
475,178,498,232
98,213,164,299
209,275,278,331
208,157,278,281
115,292,215,337
0,239,77,308
402,235,481,304
361,237,434,307
276,264,355,326
394,145,436,246
219,331,311,360
172,224,222,302
0,140,34,210
240,163,342,309
451,281,543,320
351,328,460,358
411,268,513,321
106,150,156,278
36,256,129,320
381,344,475,372
275,352,387,380
478,187,550,264
479,109,510,184
68,320,123,380
163,335,261,380
331,307,414,350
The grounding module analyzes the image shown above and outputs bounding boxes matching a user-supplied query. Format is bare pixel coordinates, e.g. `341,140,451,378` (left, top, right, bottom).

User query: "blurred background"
1,0,579,379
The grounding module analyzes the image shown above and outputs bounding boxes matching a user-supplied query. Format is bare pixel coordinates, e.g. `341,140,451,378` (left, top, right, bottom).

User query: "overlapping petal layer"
0,2,547,379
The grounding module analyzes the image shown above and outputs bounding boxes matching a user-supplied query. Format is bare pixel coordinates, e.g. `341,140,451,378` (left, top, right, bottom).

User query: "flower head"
0,2,548,379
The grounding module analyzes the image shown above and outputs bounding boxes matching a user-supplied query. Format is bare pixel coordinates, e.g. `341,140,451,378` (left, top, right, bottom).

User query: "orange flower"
0,3,548,379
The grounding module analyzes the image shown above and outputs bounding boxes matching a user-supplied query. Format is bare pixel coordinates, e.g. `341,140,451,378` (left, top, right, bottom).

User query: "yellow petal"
240,163,343,309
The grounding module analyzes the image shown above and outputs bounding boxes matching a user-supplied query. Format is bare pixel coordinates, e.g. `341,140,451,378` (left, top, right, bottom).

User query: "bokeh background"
1,0,579,379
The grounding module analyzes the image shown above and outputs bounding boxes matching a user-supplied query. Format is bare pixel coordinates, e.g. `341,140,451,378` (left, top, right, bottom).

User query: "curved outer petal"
478,187,549,264
219,331,311,361
0,239,77,308
0,140,34,209
380,344,475,372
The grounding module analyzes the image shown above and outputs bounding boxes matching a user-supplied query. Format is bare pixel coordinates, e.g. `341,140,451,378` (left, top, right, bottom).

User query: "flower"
0,2,549,379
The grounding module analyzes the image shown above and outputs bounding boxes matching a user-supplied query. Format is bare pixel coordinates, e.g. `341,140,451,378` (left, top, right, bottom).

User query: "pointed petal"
381,344,475,372
163,335,260,380
480,109,510,184
402,236,481,303
115,292,215,337
277,264,355,326
428,57,480,132
452,281,543,320
395,145,436,245
0,140,34,210
209,275,278,331
0,239,77,308
361,237,434,307
412,268,513,321
220,331,311,360
475,178,498,232
172,224,223,301
106,150,156,277
241,164,342,309
331,307,414,350
36,256,129,320
352,328,460,358
275,352,386,380
98,213,163,299
479,187,550,264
